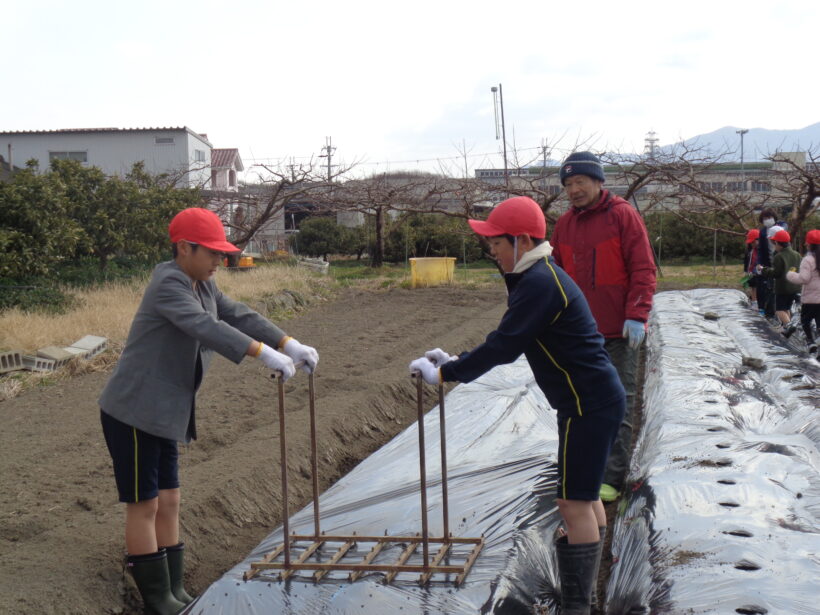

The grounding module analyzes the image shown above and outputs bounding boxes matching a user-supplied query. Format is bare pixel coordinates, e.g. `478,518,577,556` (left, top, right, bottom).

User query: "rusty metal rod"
438,383,449,540
276,371,290,569
415,374,430,569
308,371,320,538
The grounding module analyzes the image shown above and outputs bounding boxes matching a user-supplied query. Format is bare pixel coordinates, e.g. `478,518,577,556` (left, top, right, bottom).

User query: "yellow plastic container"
409,257,456,288
238,256,255,268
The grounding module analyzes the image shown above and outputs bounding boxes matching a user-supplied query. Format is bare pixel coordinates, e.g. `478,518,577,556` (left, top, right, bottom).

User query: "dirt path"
0,286,506,615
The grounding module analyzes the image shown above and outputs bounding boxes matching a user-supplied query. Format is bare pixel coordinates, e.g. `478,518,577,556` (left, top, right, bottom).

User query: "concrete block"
62,346,89,357
37,346,75,361
0,350,24,374
23,355,59,372
69,335,108,358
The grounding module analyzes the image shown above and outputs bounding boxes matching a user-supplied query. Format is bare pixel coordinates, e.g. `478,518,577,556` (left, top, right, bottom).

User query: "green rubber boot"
165,543,194,605
127,550,186,615
556,535,600,615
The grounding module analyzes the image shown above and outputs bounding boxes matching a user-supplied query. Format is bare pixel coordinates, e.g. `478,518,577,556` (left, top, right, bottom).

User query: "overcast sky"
3,0,818,178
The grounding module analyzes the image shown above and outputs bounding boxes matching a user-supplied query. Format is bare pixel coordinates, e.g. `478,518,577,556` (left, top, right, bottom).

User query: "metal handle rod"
308,371,321,538
276,372,291,569
415,374,430,569
438,383,449,540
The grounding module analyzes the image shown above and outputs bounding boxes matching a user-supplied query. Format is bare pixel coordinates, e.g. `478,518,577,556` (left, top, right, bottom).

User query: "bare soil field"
0,286,506,615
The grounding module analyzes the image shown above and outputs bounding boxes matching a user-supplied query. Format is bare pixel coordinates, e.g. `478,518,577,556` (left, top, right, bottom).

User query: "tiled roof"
211,148,244,171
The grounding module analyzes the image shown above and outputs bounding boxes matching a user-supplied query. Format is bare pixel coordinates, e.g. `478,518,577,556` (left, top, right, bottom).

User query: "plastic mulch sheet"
607,289,820,615
186,289,820,615
185,358,566,615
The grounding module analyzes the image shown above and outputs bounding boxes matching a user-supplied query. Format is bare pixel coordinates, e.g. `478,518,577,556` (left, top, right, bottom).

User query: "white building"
0,126,213,188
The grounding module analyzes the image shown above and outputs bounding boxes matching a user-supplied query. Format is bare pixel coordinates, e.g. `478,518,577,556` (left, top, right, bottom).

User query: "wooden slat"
384,541,419,584
455,538,485,586
243,543,285,581
349,541,387,582
314,540,354,582
288,534,481,545
419,542,452,585
251,561,465,574
280,539,325,581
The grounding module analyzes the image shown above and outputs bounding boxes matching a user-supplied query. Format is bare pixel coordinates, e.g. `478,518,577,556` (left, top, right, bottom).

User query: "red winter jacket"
550,190,656,338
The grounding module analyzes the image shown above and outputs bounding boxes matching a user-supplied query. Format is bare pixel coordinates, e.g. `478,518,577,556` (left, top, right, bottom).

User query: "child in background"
743,228,760,306
757,229,802,336
786,229,820,359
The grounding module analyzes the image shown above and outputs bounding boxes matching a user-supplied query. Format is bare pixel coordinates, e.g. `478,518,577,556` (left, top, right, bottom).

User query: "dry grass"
0,263,331,355
0,263,333,400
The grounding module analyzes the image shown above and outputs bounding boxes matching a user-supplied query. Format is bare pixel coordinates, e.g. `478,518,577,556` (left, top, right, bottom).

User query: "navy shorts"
556,409,622,501
101,410,179,503
775,293,797,312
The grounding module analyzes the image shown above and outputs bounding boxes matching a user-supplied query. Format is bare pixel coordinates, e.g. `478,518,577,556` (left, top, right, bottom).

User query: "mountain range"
667,123,820,161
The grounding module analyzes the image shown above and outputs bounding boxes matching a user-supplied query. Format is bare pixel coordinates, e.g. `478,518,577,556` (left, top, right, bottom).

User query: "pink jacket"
786,254,820,304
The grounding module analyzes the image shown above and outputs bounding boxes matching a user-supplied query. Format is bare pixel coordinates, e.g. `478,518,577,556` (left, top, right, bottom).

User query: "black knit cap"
559,151,606,185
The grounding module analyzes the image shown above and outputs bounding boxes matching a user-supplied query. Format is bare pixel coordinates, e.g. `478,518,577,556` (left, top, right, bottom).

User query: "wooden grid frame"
245,533,484,585
245,373,484,586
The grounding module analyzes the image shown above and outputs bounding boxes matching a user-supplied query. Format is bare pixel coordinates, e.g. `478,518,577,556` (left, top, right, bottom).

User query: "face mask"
763,218,775,228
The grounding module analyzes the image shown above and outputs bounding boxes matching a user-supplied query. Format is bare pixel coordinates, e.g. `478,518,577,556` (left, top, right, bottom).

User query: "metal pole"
415,374,430,568
308,371,320,538
276,372,291,569
737,128,748,190
438,384,450,540
499,84,508,188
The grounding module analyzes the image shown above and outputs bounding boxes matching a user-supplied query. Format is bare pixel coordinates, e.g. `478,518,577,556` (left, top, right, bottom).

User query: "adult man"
550,151,656,502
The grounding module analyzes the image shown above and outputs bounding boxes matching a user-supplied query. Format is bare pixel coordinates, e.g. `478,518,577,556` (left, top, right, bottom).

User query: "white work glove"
258,343,296,381
755,264,763,274
424,348,456,367
622,319,646,350
282,337,319,373
408,357,441,385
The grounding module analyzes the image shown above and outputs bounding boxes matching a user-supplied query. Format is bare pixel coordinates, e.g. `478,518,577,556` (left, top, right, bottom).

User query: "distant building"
210,148,243,192
475,154,811,215
0,127,213,188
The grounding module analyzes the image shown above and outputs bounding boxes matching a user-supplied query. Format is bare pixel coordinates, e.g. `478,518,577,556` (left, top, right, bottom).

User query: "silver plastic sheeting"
186,360,566,615
607,289,820,615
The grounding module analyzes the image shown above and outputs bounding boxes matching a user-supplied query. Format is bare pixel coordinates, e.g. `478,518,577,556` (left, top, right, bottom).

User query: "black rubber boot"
127,550,187,615
165,543,194,605
590,527,606,609
556,536,600,615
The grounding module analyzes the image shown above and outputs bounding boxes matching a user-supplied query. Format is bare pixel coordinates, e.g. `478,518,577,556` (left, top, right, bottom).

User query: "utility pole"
319,136,336,182
491,84,508,187
541,139,548,175
736,128,748,190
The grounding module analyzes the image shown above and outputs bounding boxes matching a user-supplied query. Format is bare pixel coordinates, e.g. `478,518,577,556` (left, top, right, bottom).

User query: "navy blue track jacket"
440,256,625,418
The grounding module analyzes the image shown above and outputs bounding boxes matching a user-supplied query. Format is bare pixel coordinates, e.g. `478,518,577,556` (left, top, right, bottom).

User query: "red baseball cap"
806,229,820,245
468,196,546,239
771,229,791,243
169,208,240,253
745,229,759,244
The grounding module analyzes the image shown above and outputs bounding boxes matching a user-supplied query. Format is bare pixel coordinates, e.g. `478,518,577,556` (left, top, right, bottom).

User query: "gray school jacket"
99,261,286,443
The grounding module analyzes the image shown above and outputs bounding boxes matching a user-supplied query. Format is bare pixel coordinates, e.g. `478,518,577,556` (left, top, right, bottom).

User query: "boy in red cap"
409,196,625,615
786,229,820,358
757,228,802,336
99,207,319,614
